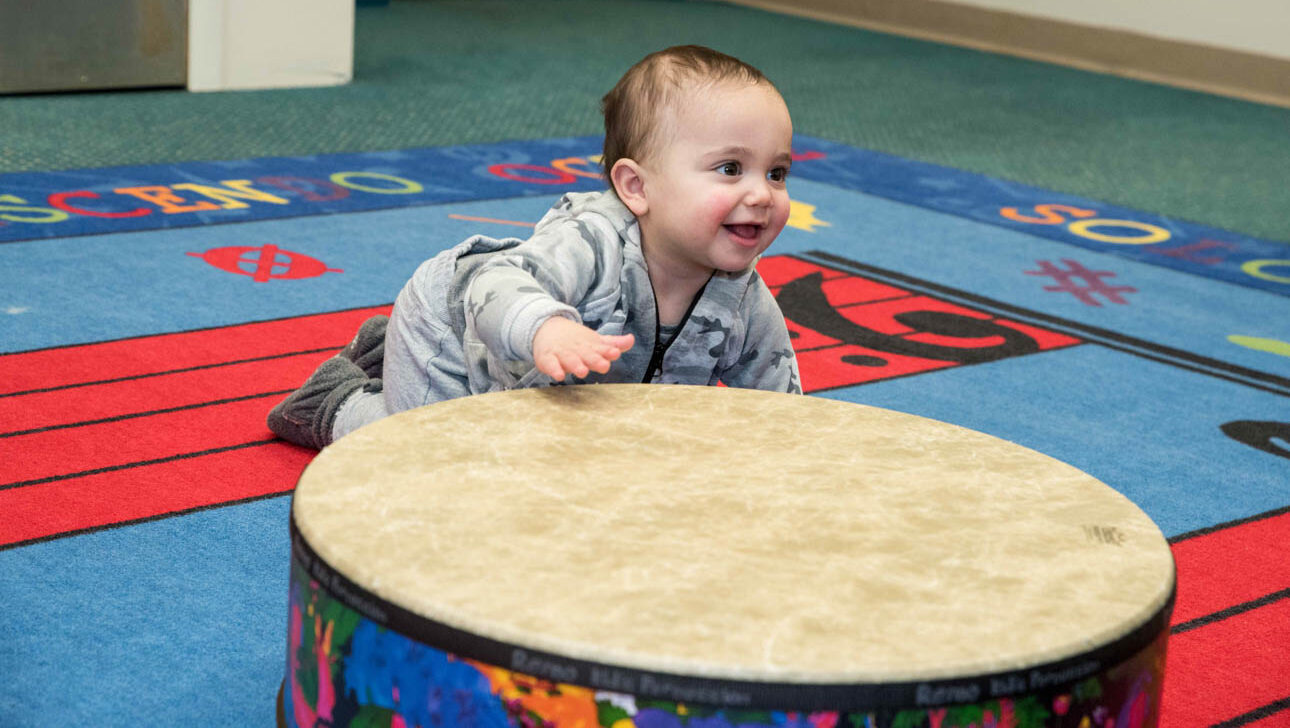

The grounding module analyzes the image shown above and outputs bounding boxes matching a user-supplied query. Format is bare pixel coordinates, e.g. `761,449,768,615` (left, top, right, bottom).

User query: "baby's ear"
610,159,649,217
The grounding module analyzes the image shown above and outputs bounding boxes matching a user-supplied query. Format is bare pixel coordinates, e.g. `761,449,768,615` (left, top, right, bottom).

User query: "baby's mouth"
725,223,761,241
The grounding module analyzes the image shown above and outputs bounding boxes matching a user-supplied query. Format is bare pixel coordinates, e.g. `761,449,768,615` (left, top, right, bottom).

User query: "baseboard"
728,0,1290,109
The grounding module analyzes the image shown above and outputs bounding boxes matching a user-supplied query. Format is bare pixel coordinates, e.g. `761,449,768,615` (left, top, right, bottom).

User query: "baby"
268,45,801,450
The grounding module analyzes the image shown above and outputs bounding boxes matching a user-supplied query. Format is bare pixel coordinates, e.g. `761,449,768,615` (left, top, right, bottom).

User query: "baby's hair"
601,45,774,178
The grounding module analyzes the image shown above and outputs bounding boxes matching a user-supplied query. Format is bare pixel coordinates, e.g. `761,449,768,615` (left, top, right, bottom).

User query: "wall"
947,0,1290,61
188,0,353,92
729,0,1290,107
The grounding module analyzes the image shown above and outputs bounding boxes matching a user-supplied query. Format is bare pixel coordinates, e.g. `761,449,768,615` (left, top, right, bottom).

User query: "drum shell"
280,508,1172,728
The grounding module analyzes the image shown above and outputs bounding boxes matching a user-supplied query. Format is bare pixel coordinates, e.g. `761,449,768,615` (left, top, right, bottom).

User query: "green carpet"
2,0,1288,246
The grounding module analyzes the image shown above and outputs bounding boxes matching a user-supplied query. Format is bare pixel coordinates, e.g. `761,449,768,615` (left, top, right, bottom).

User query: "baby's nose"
744,177,773,205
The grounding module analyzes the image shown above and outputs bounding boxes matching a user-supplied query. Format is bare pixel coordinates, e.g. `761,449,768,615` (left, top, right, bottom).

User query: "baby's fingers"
558,350,591,379
602,333,635,352
582,349,616,374
595,342,626,363
535,353,566,381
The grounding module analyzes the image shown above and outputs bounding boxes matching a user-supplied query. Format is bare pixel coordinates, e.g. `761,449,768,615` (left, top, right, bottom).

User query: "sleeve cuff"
503,297,581,360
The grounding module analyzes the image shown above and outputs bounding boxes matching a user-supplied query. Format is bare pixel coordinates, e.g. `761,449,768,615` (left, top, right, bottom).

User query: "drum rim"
289,512,1174,711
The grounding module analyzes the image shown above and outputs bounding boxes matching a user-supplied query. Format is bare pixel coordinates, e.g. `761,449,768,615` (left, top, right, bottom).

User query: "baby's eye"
768,167,790,183
717,162,741,176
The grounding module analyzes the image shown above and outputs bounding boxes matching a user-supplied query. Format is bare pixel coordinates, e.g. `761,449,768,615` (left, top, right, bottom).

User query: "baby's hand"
532,317,635,381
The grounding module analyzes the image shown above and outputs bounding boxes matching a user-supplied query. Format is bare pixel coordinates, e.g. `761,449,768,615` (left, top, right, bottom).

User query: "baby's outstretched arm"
532,317,635,381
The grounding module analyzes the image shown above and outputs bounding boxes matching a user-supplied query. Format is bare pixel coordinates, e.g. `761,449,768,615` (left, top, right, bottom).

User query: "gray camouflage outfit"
331,190,801,440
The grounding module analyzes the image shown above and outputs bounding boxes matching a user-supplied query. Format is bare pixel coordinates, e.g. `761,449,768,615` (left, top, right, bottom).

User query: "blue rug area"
0,498,291,724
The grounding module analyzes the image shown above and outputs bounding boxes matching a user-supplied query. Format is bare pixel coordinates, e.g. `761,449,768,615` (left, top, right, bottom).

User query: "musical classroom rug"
1,135,1287,727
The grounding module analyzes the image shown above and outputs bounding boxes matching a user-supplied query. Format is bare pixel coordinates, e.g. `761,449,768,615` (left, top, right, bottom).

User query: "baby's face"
637,81,793,276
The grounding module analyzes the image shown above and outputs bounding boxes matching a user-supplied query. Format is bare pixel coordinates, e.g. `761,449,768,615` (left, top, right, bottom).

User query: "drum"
279,384,1174,728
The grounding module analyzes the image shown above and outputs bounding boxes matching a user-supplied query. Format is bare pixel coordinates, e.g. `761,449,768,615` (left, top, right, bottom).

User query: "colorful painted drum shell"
283,519,1171,727
282,385,1176,727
